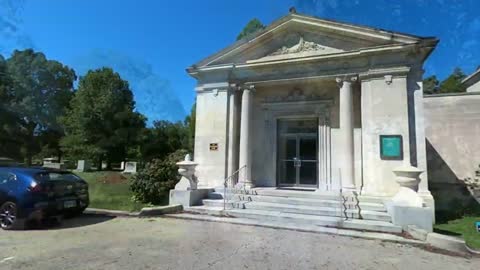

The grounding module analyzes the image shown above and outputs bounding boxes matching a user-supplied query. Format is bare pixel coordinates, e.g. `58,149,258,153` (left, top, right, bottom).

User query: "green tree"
61,67,146,169
0,55,21,160
140,120,189,162
423,75,439,94
438,67,466,93
236,18,265,40
5,49,76,164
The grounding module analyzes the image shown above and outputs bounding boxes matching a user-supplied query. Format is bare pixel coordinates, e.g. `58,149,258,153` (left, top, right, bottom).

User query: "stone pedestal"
175,154,198,190
386,165,434,232
391,166,424,207
389,205,433,232
169,189,211,207
169,154,211,207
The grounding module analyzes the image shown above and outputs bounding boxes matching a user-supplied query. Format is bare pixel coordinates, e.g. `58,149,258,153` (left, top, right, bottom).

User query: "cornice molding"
359,66,411,81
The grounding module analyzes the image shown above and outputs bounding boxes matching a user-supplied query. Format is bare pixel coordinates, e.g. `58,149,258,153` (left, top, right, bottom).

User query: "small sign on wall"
209,143,218,151
380,135,403,160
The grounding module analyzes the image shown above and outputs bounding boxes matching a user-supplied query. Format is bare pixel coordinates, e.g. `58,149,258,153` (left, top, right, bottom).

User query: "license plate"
64,200,77,208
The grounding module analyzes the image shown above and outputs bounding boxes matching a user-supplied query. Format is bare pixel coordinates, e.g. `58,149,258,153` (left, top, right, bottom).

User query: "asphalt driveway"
0,215,477,270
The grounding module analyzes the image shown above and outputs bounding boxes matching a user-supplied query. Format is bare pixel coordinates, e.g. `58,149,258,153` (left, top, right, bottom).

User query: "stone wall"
424,92,480,221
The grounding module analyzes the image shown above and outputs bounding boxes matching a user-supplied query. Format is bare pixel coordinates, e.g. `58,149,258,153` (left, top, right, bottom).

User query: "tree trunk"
25,122,36,166
57,149,62,163
97,158,102,171
27,155,33,167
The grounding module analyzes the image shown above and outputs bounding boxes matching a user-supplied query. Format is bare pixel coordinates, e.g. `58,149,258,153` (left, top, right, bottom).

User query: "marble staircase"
185,188,402,234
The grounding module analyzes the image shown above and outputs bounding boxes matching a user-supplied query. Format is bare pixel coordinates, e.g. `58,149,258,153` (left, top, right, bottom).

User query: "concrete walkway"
0,215,477,270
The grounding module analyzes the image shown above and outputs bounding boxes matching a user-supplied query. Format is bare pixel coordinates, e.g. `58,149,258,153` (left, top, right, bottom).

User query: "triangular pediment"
191,13,433,69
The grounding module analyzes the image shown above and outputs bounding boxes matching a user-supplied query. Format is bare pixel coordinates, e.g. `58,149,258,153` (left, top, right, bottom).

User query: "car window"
35,172,81,182
0,172,17,184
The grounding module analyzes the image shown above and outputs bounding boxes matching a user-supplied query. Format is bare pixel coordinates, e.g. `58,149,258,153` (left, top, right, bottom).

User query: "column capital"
335,75,358,88
237,84,256,93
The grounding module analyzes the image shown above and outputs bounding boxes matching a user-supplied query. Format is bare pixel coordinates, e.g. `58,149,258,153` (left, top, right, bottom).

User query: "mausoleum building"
172,11,439,233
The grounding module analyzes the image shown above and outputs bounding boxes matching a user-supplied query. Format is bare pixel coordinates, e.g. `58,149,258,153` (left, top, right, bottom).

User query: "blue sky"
1,0,479,122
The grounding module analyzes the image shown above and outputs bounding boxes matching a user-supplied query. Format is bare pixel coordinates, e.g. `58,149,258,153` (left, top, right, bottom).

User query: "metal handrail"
339,171,361,220
223,165,247,210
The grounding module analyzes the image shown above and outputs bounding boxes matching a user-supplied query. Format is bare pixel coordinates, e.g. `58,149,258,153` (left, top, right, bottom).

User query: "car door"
0,171,12,204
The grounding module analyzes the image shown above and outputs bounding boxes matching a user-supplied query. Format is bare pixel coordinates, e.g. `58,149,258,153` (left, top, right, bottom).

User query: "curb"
425,232,470,256
84,208,139,217
84,205,183,218
138,205,183,216
465,244,480,255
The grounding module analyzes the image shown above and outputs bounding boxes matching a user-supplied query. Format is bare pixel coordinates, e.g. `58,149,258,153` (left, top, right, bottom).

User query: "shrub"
130,149,188,204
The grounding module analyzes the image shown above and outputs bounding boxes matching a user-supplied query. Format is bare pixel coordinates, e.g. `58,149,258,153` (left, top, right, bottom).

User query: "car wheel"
0,202,24,230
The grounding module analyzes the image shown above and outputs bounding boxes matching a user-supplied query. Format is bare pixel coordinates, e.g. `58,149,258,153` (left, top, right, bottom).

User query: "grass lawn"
76,171,150,212
434,216,480,249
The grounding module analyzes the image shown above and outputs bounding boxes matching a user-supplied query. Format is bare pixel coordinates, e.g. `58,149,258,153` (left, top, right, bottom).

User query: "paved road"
0,215,477,270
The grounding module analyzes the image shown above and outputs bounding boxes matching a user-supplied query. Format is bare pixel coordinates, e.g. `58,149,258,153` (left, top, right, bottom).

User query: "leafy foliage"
423,75,439,94
438,67,466,93
424,67,467,94
60,67,146,168
140,120,190,162
130,149,188,204
0,55,20,159
236,18,265,40
1,49,76,164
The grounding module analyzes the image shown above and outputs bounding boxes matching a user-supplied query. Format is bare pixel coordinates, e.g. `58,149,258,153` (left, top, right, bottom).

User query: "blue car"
0,167,89,230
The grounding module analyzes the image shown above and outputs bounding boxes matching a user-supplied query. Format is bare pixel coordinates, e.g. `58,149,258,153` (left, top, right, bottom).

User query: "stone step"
208,192,340,206
185,206,402,234
202,199,391,222
207,192,386,212
212,187,341,200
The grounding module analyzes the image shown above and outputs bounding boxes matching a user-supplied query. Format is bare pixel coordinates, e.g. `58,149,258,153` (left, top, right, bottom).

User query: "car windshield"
35,172,81,182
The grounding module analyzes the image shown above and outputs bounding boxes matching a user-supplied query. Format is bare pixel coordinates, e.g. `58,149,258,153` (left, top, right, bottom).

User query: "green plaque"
380,135,403,160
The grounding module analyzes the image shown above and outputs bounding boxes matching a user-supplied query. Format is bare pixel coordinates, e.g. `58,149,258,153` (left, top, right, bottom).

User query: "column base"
341,186,357,193
236,181,254,189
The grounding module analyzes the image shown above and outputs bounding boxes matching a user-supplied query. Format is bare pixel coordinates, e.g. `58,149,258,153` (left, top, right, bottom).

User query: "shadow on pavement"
28,214,116,230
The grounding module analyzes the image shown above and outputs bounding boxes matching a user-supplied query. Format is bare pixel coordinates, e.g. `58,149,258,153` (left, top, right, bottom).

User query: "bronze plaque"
209,143,218,151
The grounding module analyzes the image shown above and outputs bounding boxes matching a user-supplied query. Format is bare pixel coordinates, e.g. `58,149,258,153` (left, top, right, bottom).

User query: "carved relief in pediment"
269,36,326,56
249,35,343,63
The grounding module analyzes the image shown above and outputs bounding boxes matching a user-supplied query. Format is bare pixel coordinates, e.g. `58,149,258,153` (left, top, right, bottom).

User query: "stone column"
336,76,357,191
238,85,254,188
227,85,239,185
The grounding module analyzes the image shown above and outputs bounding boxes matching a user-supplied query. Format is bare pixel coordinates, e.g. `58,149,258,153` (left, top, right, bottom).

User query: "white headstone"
75,160,90,172
43,157,57,164
123,161,137,174
43,162,64,169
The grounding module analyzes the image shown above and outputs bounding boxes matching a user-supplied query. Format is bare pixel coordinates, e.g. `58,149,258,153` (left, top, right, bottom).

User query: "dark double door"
277,119,318,188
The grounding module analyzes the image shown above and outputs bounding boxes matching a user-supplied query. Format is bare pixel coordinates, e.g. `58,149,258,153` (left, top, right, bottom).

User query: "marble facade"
186,12,438,205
